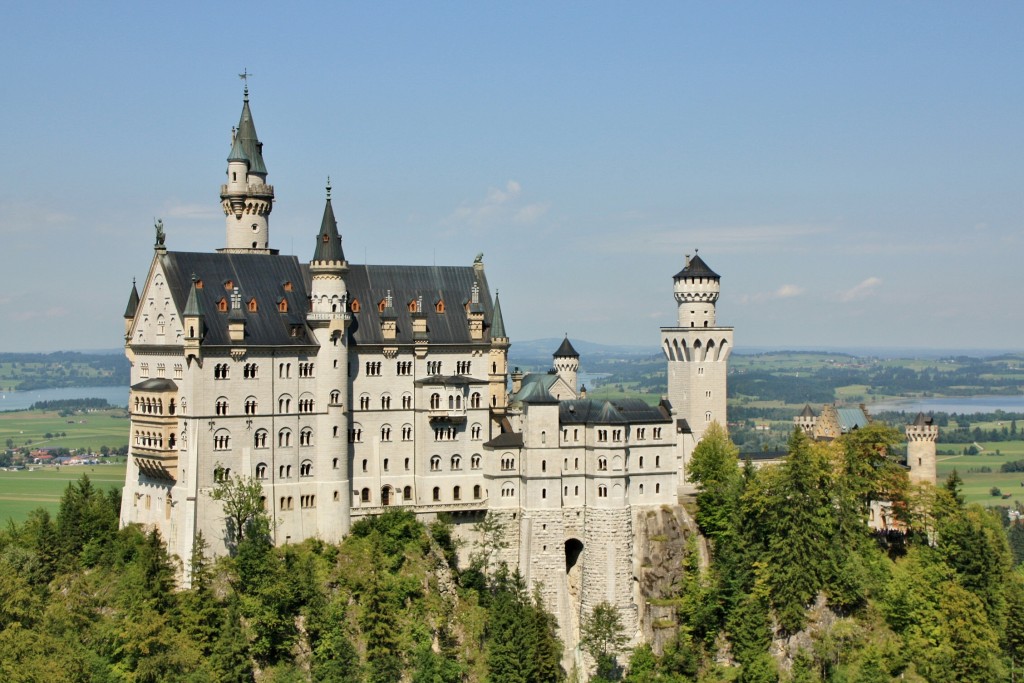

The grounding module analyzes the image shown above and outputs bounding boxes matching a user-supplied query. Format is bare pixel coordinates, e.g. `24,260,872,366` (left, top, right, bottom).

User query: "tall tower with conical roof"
488,291,510,415
220,86,276,253
661,252,734,485
553,336,580,398
906,413,938,485
307,180,351,540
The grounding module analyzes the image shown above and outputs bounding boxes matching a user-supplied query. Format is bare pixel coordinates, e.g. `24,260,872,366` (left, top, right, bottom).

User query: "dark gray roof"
124,281,140,318
312,196,345,263
485,432,524,449
161,251,311,347
183,276,203,317
912,412,934,426
415,375,489,387
131,378,178,392
346,264,496,346
799,404,817,418
233,91,267,175
554,336,579,358
560,398,670,426
491,292,507,339
673,253,720,280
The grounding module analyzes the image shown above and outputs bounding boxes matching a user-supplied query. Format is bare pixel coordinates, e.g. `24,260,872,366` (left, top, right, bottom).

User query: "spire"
313,178,346,262
491,291,507,339
234,89,267,175
554,335,579,359
124,279,140,318
184,275,203,317
674,250,720,280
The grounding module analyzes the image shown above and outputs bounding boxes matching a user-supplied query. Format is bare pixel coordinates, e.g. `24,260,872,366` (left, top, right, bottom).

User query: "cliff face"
632,504,707,654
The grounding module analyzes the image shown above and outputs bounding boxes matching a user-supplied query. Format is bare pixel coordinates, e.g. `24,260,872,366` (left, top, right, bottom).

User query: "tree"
210,471,268,551
582,601,628,680
688,421,741,542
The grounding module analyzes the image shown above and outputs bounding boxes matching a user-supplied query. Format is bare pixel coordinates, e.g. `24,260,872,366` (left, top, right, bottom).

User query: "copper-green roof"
233,91,267,175
183,276,203,317
313,195,345,263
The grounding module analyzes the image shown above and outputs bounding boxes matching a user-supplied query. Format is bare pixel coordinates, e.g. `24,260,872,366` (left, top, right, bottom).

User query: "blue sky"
2,2,1022,353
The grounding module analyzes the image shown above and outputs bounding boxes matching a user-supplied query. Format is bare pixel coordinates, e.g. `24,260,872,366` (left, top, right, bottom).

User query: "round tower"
795,404,818,436
307,180,351,540
219,86,275,253
673,252,720,328
906,413,938,485
553,336,580,399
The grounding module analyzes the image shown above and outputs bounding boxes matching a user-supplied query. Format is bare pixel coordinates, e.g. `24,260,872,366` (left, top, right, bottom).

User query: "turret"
795,404,817,435
553,336,580,398
673,252,720,328
219,86,275,253
906,413,938,485
183,275,203,364
489,291,510,412
124,279,140,340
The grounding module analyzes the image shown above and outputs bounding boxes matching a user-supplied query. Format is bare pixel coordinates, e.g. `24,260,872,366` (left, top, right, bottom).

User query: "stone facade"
120,89,733,666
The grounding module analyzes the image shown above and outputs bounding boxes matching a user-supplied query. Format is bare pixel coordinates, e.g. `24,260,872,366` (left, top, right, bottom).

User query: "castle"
119,88,732,656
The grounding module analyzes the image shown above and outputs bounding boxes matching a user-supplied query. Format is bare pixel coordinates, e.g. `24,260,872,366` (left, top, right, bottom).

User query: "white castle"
119,88,733,656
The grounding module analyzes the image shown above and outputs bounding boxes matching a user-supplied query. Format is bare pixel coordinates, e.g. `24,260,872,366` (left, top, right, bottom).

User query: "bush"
990,487,1003,497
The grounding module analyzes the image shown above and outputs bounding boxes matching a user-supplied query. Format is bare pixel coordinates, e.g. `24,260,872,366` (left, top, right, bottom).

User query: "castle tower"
795,404,817,435
553,336,580,399
906,412,938,485
123,280,139,341
307,180,351,540
219,86,275,254
488,291,510,415
660,252,733,483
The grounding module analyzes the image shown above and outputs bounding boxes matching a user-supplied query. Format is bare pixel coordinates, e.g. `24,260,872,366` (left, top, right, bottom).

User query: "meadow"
0,407,129,452
0,464,126,524
937,444,1024,507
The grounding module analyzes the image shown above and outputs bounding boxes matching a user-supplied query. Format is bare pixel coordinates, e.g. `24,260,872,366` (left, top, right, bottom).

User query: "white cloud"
737,284,805,304
838,277,882,302
444,180,549,230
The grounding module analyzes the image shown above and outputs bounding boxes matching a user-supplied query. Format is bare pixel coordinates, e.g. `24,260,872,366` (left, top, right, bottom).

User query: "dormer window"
282,281,294,292
378,299,387,313
350,298,361,313
224,280,234,291
435,299,445,314
248,298,258,312
194,279,203,289
322,234,330,243
217,298,228,312
278,298,288,313
407,300,417,313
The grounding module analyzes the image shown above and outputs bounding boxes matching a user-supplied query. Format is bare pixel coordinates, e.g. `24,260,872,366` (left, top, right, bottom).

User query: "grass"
937,446,1024,507
0,408,129,452
0,464,126,525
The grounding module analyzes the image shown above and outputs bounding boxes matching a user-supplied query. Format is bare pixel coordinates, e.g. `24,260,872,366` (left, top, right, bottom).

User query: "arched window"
380,425,392,441
404,486,413,501
255,463,267,479
330,390,341,404
473,484,482,500
432,487,440,501
361,488,370,503
300,460,312,477
215,397,228,416
598,485,608,498
278,428,292,447
451,455,462,470
278,395,292,413
244,397,258,415
253,429,268,448
300,428,313,446
213,429,231,451
471,392,481,408
471,454,481,469
430,455,441,471
430,393,441,410
453,486,461,501
598,457,607,471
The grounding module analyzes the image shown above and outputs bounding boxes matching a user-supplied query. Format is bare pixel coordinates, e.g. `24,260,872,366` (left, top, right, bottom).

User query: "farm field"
0,464,126,525
0,408,129,452
936,444,1024,507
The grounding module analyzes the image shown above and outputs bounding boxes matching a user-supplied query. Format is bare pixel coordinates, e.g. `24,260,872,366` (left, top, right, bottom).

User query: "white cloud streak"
838,277,882,302
444,180,550,230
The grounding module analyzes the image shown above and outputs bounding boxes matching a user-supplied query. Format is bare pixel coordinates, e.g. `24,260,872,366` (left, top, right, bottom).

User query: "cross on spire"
326,176,332,200
238,68,252,97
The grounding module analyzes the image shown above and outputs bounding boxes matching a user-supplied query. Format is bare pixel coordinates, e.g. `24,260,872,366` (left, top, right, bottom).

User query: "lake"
868,395,1024,415
0,386,129,412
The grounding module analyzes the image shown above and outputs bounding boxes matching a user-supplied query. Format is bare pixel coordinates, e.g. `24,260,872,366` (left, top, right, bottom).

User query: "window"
278,362,291,378
434,426,457,441
278,464,293,478
362,459,368,473
300,428,313,446
705,390,712,398
256,463,267,479
639,484,645,495
402,393,412,409
359,395,370,410
427,361,442,375
612,429,622,441
280,496,294,510
244,363,259,378
471,454,481,469
432,487,440,501
451,455,462,470
404,486,413,501
245,397,258,415
330,390,341,404
541,460,547,472
349,426,362,443
501,456,515,471
361,488,370,503
396,361,412,376
574,457,579,470
636,427,645,440
655,455,661,468
299,362,314,378
474,484,482,500
430,455,441,471
456,360,471,374
365,361,382,376
156,363,165,377
501,483,515,497
333,458,339,469
697,367,704,375
174,363,183,379
598,457,607,471
705,411,712,422
430,393,441,410
404,458,410,470
214,363,229,379
598,429,608,442
638,456,644,469
300,495,315,508
381,395,391,409
278,429,292,447
214,430,231,451
278,395,292,412
215,398,228,415
453,486,461,501
471,424,482,440
214,466,231,482
656,483,661,493
598,485,608,498
380,425,392,441
653,427,662,439
383,458,389,471
402,424,413,440
253,430,268,448
299,397,315,413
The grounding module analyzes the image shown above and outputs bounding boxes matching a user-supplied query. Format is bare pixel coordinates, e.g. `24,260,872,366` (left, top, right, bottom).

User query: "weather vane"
239,68,252,84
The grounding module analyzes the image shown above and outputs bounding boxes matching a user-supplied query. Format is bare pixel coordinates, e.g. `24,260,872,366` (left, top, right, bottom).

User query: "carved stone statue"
474,252,483,264
154,219,166,246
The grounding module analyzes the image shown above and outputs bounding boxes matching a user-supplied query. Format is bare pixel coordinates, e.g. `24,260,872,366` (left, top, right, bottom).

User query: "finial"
191,273,197,284
132,277,136,286
326,176,332,200
239,69,252,99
